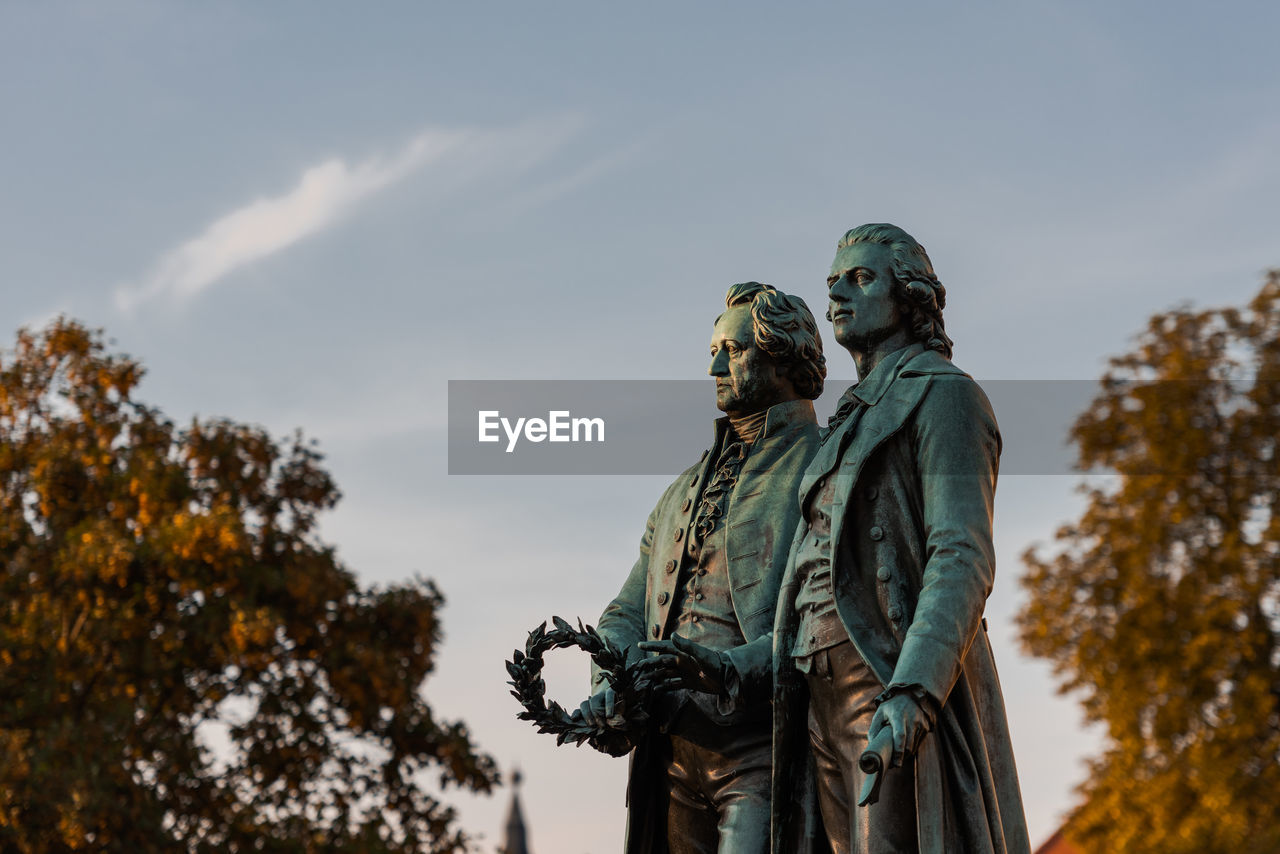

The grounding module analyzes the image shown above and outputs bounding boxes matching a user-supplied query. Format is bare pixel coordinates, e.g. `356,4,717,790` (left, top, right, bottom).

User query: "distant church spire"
501,767,531,854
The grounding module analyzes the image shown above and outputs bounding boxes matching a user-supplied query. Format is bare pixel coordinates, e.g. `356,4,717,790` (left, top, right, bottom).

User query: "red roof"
1034,828,1084,854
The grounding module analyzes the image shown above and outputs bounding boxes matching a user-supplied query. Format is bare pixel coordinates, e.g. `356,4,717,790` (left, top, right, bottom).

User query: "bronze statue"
643,225,1031,853
583,282,826,854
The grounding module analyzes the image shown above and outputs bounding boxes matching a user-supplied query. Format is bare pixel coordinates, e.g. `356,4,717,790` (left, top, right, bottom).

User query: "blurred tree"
0,319,497,852
1019,272,1280,853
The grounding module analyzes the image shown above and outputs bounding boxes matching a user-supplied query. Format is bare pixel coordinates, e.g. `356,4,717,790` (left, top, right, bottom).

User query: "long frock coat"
592,398,820,854
725,345,1031,854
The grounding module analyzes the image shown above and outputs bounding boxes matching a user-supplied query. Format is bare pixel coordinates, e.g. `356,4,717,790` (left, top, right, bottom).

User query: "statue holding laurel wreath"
552,281,825,854
510,228,1031,853
641,225,1031,854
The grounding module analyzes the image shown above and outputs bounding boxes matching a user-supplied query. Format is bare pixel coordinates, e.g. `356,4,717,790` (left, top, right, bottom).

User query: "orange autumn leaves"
0,319,495,853
1019,272,1280,854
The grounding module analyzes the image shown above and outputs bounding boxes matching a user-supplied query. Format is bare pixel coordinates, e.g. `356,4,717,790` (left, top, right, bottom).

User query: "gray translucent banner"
449,381,717,476
446,379,1251,476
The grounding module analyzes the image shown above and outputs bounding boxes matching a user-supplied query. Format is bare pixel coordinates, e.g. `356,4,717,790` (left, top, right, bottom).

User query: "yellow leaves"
228,610,249,653
60,520,134,587
228,606,274,655
130,477,155,530
1022,271,1280,852
56,814,86,850
95,366,115,392
0,318,497,848
163,507,247,569
218,524,241,552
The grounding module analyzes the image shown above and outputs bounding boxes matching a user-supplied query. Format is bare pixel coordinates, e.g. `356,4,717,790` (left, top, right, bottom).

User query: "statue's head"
709,282,826,416
827,223,952,359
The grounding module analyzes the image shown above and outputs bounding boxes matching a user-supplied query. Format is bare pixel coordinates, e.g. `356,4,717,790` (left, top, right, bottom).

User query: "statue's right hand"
635,634,728,696
578,686,617,729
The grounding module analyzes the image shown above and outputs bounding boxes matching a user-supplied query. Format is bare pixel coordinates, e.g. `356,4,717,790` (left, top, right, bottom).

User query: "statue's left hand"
578,686,621,730
635,634,728,696
869,692,932,768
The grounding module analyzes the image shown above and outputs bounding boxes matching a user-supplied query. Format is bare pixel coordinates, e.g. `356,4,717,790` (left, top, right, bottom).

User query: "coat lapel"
796,413,852,502
826,373,934,562
822,346,968,554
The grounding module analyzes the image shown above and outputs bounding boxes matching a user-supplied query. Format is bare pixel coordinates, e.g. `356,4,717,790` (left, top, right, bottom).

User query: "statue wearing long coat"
593,399,820,854
726,346,1031,854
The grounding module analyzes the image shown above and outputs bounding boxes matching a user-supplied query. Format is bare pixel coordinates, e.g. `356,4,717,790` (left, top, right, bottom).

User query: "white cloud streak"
116,129,470,311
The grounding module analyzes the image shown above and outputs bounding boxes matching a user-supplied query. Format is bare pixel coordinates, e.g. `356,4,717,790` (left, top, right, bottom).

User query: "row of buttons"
650,450,733,640
653,470,701,638
803,602,904,647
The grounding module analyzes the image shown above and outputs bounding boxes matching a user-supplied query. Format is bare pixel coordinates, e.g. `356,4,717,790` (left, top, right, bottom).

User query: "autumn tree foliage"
1019,273,1280,852
0,319,497,852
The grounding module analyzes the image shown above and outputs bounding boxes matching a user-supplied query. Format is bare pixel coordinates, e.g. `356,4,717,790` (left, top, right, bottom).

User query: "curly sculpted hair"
722,281,827,400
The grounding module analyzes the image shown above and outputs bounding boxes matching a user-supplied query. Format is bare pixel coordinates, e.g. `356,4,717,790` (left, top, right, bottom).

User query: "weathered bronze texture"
587,282,827,854
782,224,1028,853
644,225,1031,854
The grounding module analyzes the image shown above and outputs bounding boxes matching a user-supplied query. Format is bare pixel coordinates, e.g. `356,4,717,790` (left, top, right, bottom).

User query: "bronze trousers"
804,640,918,854
663,712,772,854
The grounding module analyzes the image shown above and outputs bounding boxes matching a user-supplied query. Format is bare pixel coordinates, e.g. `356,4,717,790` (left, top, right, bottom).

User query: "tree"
1018,272,1280,852
0,319,498,852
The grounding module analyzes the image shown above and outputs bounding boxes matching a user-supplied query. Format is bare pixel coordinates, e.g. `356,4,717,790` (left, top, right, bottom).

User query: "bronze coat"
726,348,1031,854
593,399,820,854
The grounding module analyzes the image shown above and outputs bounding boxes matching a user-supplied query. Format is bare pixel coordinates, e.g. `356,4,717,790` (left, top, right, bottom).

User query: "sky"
2,1,1278,851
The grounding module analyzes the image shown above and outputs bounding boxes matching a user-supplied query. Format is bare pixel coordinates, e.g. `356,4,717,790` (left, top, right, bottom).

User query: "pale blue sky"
3,2,1278,851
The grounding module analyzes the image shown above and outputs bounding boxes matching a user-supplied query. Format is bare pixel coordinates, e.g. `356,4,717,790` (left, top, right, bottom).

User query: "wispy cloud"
115,129,470,311
492,134,653,218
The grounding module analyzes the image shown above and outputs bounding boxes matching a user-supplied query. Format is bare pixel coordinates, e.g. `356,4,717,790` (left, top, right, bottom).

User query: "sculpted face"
708,305,792,416
827,242,904,354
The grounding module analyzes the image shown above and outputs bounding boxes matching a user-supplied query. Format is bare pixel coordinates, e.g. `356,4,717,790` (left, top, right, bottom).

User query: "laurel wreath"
505,616,655,757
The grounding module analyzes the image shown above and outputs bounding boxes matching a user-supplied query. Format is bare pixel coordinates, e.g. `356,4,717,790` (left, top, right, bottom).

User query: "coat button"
674,529,684,543
651,625,660,638
658,592,669,605
665,559,677,573
888,606,903,622
877,566,891,582
682,498,692,512
866,486,879,500
691,614,700,623
869,525,884,541
695,593,704,601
